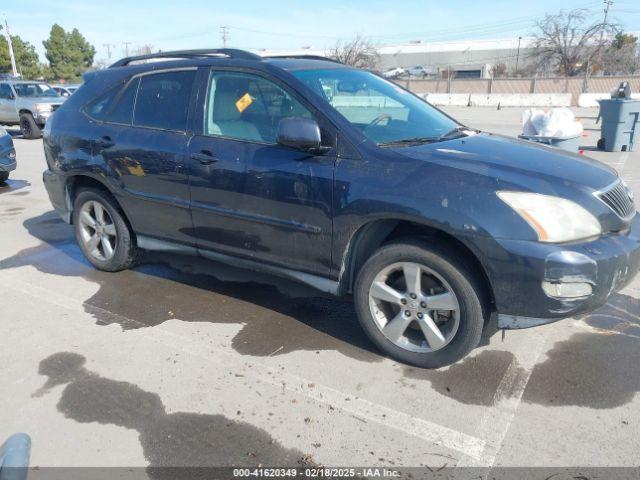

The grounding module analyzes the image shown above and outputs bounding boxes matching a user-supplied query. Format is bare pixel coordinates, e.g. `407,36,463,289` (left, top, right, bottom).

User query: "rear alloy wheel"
73,189,138,271
19,113,42,139
78,200,118,262
354,240,485,368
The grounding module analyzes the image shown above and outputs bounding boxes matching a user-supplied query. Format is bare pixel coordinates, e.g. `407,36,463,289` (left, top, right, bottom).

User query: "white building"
257,37,535,78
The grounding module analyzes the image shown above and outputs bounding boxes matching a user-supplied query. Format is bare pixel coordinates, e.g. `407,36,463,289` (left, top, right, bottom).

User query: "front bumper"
476,215,640,328
33,111,54,125
0,136,16,172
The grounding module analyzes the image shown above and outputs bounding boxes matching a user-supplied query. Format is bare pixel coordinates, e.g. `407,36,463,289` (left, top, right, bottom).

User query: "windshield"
12,83,59,98
292,68,459,145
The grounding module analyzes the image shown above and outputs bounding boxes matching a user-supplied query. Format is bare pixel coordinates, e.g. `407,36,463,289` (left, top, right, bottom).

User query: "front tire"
20,113,42,139
0,172,8,183
354,239,486,368
73,188,138,272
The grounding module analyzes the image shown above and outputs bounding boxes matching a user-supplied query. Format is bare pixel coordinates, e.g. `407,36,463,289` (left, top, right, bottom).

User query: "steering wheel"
365,114,392,130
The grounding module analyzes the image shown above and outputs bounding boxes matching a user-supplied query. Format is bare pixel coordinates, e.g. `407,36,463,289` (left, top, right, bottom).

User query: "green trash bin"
597,98,640,152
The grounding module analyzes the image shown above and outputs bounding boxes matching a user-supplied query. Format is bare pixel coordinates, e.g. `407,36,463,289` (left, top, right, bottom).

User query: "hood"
18,96,65,105
391,133,618,192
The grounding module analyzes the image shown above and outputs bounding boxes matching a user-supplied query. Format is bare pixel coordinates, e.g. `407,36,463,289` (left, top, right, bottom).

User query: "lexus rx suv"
42,49,640,368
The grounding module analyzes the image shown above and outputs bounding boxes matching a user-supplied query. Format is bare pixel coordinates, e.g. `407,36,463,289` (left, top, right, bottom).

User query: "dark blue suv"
42,49,640,368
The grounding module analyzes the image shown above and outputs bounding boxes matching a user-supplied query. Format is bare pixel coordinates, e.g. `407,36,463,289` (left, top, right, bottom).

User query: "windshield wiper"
379,137,439,147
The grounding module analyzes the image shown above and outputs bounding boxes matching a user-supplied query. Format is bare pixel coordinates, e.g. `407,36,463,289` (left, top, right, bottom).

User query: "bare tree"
329,35,379,70
531,9,620,76
490,63,508,78
132,44,154,56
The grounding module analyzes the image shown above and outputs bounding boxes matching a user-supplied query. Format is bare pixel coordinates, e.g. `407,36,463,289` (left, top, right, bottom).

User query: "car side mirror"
277,117,322,152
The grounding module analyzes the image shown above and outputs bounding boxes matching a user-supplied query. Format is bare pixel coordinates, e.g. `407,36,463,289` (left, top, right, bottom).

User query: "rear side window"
106,78,139,125
133,70,195,131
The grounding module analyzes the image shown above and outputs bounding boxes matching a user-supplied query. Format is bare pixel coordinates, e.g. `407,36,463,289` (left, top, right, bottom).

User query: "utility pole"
3,18,18,77
515,36,522,76
122,42,132,57
600,0,613,42
220,26,229,48
103,43,116,61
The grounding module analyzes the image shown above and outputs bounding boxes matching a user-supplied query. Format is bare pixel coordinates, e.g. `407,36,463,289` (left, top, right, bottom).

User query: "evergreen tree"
43,24,95,81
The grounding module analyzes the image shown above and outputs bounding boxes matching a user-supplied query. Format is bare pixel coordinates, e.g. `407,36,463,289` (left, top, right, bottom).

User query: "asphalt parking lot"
1,107,639,474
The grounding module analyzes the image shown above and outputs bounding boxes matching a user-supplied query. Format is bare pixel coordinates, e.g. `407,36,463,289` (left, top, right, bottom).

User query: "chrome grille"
596,181,635,220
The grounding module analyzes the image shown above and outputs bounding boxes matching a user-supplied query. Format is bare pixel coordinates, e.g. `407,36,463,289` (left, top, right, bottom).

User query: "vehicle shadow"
35,352,311,475
0,178,30,194
0,211,381,363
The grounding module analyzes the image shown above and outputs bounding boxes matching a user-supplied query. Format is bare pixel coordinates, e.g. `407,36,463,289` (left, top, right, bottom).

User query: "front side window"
133,70,196,131
0,83,13,99
205,71,312,143
293,68,458,146
12,83,59,98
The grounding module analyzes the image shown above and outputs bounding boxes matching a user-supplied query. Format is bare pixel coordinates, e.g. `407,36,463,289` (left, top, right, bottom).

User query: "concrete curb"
468,93,572,107
422,93,470,106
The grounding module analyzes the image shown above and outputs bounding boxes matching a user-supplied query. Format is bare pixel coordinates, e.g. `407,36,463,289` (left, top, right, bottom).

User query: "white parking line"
0,272,487,460
457,328,550,468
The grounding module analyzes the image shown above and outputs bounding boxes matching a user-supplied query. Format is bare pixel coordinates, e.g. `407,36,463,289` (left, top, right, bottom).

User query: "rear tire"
0,172,8,183
354,239,486,369
73,188,138,272
20,113,42,139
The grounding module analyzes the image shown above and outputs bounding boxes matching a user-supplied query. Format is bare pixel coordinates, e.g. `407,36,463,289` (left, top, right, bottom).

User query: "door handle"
97,136,114,149
191,150,218,165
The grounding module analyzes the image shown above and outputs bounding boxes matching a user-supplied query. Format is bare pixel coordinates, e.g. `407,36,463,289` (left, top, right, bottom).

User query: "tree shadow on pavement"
35,352,311,477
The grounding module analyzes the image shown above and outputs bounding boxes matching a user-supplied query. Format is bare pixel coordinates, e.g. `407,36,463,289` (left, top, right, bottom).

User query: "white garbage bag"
522,107,583,137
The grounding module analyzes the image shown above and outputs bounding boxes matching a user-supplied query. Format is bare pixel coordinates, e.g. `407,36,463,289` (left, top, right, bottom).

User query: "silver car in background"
0,81,65,139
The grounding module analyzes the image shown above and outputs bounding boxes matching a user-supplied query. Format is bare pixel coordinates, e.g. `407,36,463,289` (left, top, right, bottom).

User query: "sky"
2,0,640,64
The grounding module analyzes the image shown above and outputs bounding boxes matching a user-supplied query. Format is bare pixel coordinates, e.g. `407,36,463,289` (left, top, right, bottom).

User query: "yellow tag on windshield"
235,93,253,113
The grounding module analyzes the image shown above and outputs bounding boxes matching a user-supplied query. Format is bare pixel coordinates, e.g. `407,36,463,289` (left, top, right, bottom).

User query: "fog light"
8,151,16,160
542,281,592,298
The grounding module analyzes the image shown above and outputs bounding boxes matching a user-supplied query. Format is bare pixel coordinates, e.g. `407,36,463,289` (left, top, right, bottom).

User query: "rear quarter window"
84,85,122,121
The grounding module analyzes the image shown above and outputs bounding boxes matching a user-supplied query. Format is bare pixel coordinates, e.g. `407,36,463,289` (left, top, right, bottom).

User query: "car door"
92,69,197,246
0,83,18,123
188,69,335,276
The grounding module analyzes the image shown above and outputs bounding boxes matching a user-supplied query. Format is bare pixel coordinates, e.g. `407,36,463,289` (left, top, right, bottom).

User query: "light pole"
515,36,522,76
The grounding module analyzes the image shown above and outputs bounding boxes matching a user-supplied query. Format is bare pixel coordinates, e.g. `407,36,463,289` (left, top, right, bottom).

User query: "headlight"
497,191,601,243
35,103,53,113
0,126,7,137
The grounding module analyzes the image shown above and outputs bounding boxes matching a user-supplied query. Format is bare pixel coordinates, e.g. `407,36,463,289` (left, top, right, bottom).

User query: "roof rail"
109,49,262,68
264,54,342,64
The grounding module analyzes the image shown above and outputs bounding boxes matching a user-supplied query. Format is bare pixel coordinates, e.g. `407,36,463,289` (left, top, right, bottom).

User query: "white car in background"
51,84,81,97
381,67,407,79
406,65,430,78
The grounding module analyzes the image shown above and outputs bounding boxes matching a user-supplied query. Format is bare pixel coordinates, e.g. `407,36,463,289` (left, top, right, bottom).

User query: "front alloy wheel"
354,240,485,368
369,262,460,353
